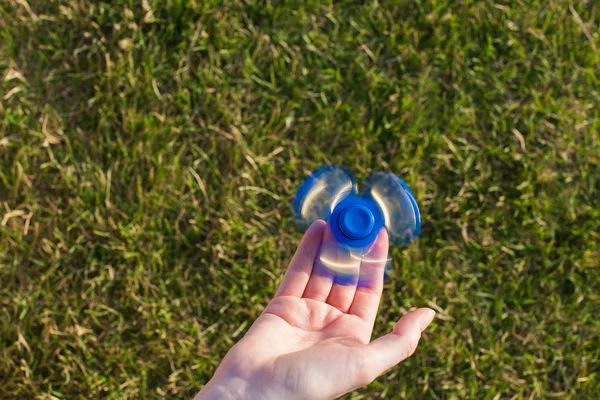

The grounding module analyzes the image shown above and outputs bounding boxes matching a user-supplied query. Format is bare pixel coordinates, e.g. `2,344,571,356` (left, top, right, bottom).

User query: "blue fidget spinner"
293,166,421,281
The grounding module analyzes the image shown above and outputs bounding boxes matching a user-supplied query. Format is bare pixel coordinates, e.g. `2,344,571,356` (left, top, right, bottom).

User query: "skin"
196,220,435,400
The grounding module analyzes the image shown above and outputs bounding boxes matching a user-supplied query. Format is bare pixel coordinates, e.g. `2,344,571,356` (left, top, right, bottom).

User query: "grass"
1,0,599,398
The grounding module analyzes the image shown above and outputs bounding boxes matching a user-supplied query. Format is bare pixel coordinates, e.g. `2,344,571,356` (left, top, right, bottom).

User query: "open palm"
198,221,434,400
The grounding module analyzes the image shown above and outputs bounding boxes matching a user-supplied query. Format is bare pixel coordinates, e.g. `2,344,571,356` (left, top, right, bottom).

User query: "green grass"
1,0,599,398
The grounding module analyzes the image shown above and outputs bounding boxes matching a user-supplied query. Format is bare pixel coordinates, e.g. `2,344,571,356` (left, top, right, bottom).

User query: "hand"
196,220,435,400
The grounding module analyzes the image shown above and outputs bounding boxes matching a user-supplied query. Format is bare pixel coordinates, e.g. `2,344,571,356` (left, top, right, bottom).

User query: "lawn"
1,0,599,398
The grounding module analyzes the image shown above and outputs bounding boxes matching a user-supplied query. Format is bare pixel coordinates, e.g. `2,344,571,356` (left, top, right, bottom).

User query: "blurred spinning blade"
314,225,392,286
293,166,356,227
361,171,421,246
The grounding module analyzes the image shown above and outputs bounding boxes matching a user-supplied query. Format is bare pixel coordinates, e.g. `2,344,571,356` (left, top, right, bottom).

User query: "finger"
348,229,389,327
275,220,326,297
302,225,339,302
325,257,360,313
356,308,435,384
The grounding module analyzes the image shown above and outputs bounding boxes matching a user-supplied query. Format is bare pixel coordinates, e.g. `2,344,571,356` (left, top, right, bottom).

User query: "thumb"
360,308,435,381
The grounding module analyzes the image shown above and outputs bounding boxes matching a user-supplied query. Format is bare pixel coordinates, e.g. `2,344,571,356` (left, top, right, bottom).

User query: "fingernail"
419,309,436,331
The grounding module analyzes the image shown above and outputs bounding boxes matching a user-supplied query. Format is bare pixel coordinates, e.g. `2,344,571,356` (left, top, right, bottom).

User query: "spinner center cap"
338,204,375,240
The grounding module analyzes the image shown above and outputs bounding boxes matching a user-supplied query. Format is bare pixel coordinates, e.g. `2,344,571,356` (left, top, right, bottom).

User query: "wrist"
195,372,296,400
195,374,250,400
196,373,270,400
